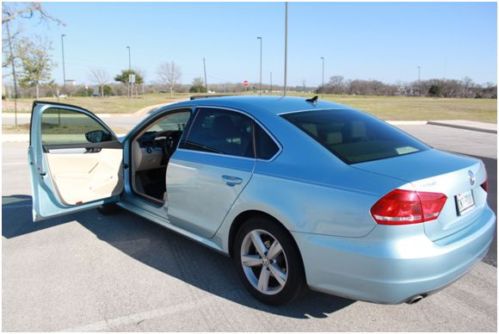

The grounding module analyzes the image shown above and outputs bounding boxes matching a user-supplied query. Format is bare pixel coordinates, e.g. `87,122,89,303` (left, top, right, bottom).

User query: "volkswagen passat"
29,96,495,305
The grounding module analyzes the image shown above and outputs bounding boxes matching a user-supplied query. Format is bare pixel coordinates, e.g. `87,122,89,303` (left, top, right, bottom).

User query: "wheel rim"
240,229,288,295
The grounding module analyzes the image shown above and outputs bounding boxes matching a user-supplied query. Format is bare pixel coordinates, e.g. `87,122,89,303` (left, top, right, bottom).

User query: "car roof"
163,95,351,117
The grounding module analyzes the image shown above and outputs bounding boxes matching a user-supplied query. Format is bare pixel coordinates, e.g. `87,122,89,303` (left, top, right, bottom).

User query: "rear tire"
233,216,306,305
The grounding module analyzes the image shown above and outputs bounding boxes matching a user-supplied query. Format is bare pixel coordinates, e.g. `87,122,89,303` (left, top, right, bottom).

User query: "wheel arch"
227,210,306,274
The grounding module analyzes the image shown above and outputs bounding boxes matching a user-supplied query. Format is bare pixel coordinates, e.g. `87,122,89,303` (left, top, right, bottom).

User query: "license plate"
456,190,475,215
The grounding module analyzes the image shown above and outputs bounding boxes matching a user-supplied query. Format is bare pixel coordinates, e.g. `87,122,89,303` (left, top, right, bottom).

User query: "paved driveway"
2,124,496,331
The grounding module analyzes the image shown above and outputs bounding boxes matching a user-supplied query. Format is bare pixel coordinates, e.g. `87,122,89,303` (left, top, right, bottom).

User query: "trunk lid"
354,149,487,241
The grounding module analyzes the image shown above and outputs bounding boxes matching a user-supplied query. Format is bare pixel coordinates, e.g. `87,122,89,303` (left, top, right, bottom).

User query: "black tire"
97,203,121,215
233,216,307,305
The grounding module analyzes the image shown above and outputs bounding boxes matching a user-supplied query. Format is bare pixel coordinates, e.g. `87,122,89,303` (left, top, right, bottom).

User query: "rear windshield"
282,109,429,164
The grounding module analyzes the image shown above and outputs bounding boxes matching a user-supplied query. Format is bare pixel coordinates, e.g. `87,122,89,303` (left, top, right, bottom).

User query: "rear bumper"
293,206,496,304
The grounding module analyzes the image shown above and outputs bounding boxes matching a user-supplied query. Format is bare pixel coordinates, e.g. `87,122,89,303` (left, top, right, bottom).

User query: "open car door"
28,101,124,221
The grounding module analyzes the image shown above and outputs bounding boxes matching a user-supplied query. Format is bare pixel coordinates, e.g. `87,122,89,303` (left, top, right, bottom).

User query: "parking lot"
2,123,497,331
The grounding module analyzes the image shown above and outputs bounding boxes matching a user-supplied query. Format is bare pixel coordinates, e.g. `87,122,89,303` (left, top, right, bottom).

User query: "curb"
387,121,428,126
427,121,497,134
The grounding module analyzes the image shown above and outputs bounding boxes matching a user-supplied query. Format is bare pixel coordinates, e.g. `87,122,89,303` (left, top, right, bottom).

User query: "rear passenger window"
255,124,279,159
182,108,254,158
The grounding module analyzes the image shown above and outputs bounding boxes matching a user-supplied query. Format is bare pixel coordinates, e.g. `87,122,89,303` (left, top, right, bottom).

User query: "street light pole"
203,57,208,93
61,34,66,88
283,2,288,96
257,36,262,95
320,56,325,89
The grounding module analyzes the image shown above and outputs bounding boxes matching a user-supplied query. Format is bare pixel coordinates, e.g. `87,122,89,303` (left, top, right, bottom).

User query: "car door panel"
166,107,257,238
167,149,254,238
45,148,123,205
29,102,123,221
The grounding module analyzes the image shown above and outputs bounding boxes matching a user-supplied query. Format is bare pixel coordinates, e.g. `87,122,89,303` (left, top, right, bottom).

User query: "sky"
7,1,497,87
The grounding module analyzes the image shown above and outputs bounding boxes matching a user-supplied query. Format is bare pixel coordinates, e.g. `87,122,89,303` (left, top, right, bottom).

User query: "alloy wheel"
240,229,288,295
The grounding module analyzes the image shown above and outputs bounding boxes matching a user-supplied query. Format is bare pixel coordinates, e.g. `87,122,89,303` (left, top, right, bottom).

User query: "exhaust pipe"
406,294,425,304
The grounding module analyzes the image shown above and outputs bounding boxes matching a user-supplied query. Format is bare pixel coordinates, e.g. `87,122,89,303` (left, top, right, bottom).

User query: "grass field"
1,94,189,115
2,92,497,123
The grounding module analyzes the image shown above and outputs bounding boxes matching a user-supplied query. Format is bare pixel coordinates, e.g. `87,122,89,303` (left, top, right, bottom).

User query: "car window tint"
282,109,429,164
182,108,254,158
41,108,112,145
255,123,279,160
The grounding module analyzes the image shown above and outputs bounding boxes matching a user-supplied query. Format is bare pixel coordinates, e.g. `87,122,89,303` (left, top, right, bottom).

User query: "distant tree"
157,61,182,97
428,84,442,97
103,84,113,96
3,3,64,105
326,75,346,94
89,68,110,96
74,86,93,97
43,80,59,97
114,69,144,85
190,77,207,93
16,37,54,98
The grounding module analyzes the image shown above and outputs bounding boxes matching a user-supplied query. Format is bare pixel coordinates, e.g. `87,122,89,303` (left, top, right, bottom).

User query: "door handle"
222,175,243,186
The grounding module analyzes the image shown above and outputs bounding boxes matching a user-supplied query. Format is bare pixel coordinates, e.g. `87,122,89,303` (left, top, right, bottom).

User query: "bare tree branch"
89,68,110,97
157,61,182,97
2,3,65,26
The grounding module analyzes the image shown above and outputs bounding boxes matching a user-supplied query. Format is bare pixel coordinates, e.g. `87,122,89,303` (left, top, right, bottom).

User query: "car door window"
147,111,191,132
41,108,113,146
254,123,279,160
181,108,255,158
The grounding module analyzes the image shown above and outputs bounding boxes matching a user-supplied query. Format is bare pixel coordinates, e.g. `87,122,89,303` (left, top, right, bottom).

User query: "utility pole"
203,57,208,93
320,56,325,89
6,20,18,127
283,2,288,96
126,46,131,98
257,36,263,95
270,72,273,94
61,34,66,89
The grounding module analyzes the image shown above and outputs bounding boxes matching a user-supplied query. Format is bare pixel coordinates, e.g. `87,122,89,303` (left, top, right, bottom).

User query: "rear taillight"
371,189,447,225
481,179,488,192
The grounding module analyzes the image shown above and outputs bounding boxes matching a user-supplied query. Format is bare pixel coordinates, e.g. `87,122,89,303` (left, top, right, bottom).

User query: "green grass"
2,93,190,115
2,92,497,123
287,93,497,123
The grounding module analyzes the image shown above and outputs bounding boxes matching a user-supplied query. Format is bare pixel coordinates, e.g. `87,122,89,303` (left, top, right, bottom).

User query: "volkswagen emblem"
468,170,476,186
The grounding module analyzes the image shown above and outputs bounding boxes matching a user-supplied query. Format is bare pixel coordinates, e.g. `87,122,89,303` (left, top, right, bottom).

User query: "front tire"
233,216,306,305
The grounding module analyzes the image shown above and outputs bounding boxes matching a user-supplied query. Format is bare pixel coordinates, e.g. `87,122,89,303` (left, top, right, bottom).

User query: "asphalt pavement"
2,123,497,331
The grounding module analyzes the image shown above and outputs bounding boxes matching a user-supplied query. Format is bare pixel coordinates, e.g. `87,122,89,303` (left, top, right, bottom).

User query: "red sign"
242,80,249,87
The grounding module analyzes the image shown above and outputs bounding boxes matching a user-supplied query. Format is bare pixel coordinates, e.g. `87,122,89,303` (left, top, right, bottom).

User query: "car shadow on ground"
2,194,354,319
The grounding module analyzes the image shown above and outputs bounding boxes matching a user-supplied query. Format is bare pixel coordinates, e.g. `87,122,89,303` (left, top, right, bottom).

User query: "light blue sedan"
29,96,495,305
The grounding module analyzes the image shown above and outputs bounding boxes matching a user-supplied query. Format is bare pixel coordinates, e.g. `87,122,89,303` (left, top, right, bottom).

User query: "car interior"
130,110,191,203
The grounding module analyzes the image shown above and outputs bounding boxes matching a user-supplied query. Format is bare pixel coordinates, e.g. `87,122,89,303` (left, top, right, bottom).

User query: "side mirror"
85,129,111,143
